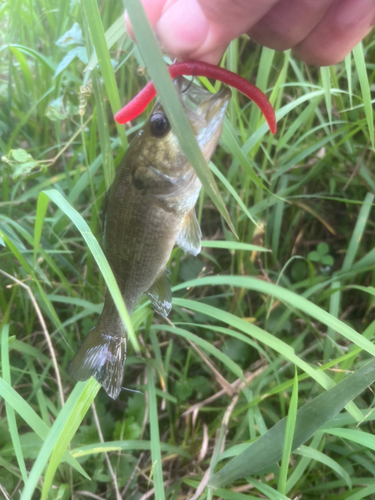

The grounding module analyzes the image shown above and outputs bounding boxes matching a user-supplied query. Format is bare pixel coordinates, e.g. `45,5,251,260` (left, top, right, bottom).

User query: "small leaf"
76,46,88,64
176,379,195,401
179,257,204,282
11,148,31,163
222,338,251,363
291,260,308,282
45,97,68,121
54,46,87,78
1,432,41,460
12,161,40,180
321,254,334,266
56,22,84,47
317,242,329,255
308,251,320,262
113,417,142,441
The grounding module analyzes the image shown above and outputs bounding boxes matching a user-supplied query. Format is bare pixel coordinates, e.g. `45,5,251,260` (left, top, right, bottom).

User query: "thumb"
125,0,277,64
125,0,165,43
126,0,212,61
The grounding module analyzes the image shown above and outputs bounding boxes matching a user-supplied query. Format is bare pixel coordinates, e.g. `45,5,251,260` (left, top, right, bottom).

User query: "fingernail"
336,0,375,26
156,0,209,57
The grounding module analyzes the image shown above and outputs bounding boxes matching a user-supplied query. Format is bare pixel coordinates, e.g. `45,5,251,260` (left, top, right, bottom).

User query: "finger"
125,0,166,41
156,0,279,62
188,44,229,65
156,0,210,59
248,0,336,51
196,0,279,37
293,0,375,65
125,0,224,63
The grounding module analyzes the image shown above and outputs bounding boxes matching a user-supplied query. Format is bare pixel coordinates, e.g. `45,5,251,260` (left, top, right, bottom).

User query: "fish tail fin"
69,326,126,400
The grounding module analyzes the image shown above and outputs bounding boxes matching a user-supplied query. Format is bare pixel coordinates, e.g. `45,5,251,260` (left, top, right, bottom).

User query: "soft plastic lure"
114,60,277,134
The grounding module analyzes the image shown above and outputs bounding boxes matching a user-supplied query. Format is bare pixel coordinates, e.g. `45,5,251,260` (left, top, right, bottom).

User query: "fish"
69,78,231,399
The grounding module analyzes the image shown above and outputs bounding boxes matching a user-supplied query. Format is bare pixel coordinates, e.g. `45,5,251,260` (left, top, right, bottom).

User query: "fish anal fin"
176,209,202,256
146,269,172,317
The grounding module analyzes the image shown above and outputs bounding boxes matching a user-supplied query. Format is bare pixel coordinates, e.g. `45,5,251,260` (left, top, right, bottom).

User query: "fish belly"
103,179,184,317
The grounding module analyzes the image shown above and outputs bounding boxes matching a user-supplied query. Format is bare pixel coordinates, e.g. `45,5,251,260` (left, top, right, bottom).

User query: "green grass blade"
345,52,353,108
0,378,88,477
210,161,258,226
278,368,298,495
324,280,341,361
352,42,374,149
209,358,375,487
285,434,323,493
41,189,139,351
1,325,28,483
345,484,375,500
248,479,290,500
40,380,101,500
151,324,244,380
174,298,336,393
294,445,352,488
342,192,374,272
243,89,325,155
34,190,49,265
271,176,288,259
8,44,56,73
321,66,332,126
248,46,274,141
147,365,166,500
221,121,267,190
87,15,126,71
323,428,375,451
8,46,34,95
91,68,115,187
201,240,269,252
82,0,127,148
0,231,32,274
71,440,190,458
21,379,99,500
9,338,49,364
276,96,321,151
173,276,375,359
125,0,236,235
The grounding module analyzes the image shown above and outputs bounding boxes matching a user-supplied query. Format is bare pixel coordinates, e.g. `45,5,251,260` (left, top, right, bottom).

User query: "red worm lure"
114,60,277,135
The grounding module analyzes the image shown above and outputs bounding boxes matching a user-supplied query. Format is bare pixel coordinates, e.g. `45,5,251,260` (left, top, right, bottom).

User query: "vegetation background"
1,0,375,499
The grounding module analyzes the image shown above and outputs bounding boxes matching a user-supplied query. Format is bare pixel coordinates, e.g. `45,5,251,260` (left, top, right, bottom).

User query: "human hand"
126,0,375,66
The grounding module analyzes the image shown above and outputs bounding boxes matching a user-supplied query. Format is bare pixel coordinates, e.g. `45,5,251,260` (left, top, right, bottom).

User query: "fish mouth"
177,78,231,153
178,78,231,121
195,86,231,123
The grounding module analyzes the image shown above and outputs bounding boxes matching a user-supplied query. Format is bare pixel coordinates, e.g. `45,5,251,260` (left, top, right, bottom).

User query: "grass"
1,0,375,498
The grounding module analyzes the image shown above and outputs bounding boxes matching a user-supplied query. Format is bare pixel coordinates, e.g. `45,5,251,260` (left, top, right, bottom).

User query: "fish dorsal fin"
146,269,172,317
176,210,202,256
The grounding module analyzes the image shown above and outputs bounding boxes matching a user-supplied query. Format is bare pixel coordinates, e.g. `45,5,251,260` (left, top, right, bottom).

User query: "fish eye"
150,112,170,138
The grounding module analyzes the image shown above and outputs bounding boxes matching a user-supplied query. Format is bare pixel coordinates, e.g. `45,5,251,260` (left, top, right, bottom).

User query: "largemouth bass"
69,79,230,399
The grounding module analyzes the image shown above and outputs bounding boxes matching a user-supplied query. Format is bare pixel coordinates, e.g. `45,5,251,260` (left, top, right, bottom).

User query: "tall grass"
1,0,375,498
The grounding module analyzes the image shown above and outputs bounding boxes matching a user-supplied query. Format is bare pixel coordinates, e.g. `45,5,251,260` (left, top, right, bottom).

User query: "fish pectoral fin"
176,209,202,256
146,269,172,317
